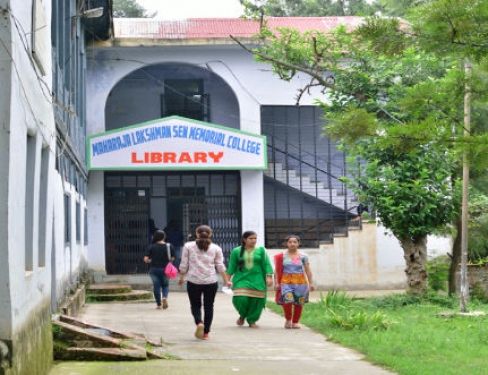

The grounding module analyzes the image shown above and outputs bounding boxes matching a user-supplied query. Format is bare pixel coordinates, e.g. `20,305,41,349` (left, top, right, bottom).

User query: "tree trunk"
448,216,462,296
400,236,428,294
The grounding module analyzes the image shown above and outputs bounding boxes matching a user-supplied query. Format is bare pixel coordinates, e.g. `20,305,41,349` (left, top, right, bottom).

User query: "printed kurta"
277,252,309,305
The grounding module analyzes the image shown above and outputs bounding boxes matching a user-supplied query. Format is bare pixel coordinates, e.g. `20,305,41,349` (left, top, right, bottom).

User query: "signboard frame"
86,116,268,171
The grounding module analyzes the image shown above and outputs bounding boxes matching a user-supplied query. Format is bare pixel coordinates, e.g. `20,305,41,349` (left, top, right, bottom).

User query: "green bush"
426,256,449,292
316,291,393,331
471,282,488,303
469,189,488,261
326,309,393,330
318,290,352,309
366,293,423,309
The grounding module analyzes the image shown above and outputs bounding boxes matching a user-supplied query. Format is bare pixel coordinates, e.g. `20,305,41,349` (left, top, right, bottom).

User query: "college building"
85,16,449,288
0,4,450,374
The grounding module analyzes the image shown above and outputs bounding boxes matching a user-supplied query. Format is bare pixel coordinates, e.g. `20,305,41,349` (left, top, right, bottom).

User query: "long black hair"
195,225,212,251
238,231,257,271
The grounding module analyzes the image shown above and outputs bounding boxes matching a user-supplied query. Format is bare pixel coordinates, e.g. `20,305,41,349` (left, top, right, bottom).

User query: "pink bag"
164,244,178,279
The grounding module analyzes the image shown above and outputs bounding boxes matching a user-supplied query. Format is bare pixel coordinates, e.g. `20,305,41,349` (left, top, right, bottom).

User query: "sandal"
236,317,245,326
248,323,259,328
195,323,204,339
284,320,292,329
291,323,301,329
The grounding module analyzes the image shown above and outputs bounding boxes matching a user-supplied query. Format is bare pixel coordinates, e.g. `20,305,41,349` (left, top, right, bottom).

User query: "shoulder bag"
164,243,178,279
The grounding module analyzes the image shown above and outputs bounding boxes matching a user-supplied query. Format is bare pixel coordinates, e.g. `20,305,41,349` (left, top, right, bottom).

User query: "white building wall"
51,172,89,305
0,0,89,352
267,223,452,290
3,0,55,334
0,1,13,338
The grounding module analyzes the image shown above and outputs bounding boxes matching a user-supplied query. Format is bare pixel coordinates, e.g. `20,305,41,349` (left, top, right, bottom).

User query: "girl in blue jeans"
144,230,176,309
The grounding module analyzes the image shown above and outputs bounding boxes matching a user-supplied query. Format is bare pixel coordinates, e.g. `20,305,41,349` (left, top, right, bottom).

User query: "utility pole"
460,59,471,312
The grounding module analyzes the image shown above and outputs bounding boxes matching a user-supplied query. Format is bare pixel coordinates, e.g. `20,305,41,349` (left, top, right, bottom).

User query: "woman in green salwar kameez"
227,231,274,328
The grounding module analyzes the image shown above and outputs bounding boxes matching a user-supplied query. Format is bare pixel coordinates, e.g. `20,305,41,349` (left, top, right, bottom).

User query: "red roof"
113,17,364,40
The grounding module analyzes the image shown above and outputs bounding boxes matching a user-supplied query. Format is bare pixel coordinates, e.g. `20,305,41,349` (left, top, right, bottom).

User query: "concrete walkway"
50,291,395,375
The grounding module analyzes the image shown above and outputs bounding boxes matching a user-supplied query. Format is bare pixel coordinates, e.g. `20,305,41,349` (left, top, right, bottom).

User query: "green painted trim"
88,166,267,171
86,115,268,171
86,135,91,169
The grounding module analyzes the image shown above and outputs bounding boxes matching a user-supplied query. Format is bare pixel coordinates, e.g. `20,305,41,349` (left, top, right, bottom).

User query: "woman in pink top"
178,225,230,340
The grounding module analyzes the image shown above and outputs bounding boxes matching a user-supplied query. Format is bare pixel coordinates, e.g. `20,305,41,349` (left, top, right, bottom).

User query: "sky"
137,0,244,19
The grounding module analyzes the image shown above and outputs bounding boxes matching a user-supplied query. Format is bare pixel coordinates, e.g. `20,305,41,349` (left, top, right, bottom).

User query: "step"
58,347,147,361
87,290,153,302
87,283,132,295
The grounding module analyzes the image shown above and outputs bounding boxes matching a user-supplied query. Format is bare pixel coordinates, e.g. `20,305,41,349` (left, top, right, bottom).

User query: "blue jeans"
149,267,169,306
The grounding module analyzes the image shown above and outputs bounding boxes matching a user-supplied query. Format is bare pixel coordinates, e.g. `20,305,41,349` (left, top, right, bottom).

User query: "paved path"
50,292,395,375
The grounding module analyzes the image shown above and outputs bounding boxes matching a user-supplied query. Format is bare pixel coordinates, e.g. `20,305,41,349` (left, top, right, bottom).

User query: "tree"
358,0,488,308
113,0,156,18
375,0,423,17
231,24,466,294
236,0,488,298
233,0,488,295
240,0,379,17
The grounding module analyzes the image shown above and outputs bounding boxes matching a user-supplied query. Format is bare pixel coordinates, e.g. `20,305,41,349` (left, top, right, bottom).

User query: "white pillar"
239,101,265,245
240,171,265,244
87,171,105,271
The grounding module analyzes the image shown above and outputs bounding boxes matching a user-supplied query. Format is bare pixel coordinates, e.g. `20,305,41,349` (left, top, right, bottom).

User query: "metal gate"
104,172,241,273
183,196,240,262
105,188,149,274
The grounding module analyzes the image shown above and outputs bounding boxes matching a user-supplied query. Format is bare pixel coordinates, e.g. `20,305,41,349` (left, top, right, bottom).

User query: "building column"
87,171,105,272
85,65,109,273
239,103,265,245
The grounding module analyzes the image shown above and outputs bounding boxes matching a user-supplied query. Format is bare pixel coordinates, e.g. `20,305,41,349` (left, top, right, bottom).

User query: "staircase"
265,162,357,210
264,142,360,248
86,284,152,302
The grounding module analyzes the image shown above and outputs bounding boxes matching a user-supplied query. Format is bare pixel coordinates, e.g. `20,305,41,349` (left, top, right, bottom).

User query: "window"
76,201,81,243
38,145,50,267
262,106,352,248
64,194,71,243
31,0,48,75
161,79,209,121
84,208,88,245
25,134,37,271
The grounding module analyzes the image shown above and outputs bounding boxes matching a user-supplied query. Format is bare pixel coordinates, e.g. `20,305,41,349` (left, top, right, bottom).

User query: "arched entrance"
103,63,242,274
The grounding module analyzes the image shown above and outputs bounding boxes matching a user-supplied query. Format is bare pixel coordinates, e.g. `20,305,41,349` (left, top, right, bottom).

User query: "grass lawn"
268,293,488,375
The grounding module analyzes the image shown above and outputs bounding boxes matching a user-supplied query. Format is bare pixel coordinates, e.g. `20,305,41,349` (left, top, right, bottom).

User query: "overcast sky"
137,0,244,19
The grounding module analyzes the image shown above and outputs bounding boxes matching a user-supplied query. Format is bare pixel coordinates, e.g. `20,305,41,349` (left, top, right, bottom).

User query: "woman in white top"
178,225,230,340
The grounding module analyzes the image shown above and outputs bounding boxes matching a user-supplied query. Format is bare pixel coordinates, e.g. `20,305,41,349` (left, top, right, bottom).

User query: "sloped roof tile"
113,17,364,40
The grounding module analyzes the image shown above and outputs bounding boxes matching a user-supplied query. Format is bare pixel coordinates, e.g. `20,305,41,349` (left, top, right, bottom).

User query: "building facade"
0,1,111,374
85,17,451,289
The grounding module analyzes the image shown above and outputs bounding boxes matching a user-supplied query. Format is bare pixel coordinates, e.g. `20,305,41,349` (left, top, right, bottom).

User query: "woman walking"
178,225,230,340
143,230,176,310
274,234,314,329
226,231,273,328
